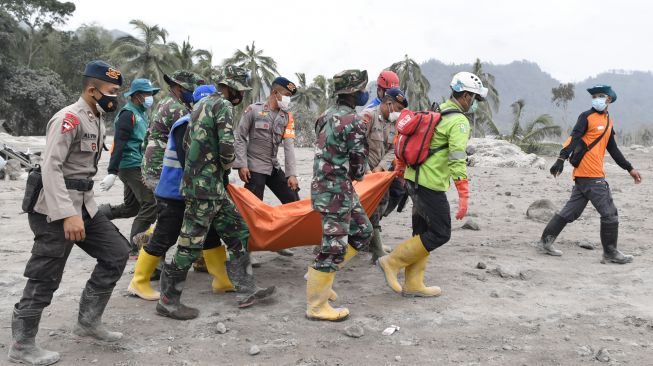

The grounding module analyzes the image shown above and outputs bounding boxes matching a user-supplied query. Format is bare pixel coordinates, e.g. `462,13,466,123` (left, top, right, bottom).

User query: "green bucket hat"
123,78,160,97
333,69,368,95
217,65,252,92
164,70,205,91
587,84,617,103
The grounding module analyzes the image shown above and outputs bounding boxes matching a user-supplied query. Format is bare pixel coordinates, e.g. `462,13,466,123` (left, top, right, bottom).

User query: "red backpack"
394,108,460,167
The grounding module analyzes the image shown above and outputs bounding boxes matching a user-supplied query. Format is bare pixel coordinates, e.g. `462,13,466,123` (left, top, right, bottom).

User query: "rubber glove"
100,174,117,191
454,179,469,220
550,158,564,177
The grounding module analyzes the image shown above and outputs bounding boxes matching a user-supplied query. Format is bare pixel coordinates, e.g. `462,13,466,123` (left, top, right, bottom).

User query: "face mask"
592,97,607,112
389,111,401,122
181,90,194,104
355,91,369,107
143,96,154,109
467,98,478,114
94,90,118,113
277,95,292,111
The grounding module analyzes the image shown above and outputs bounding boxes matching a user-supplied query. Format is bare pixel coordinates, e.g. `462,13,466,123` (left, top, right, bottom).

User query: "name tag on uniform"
255,121,270,130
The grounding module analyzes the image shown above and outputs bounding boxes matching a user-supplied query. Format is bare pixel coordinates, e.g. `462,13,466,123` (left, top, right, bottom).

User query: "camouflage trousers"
313,194,373,273
172,196,249,270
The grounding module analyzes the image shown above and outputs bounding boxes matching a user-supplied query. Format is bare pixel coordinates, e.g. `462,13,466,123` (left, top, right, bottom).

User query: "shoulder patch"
61,112,80,134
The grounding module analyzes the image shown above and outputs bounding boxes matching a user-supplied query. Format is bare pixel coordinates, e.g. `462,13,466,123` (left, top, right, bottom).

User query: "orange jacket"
560,109,632,179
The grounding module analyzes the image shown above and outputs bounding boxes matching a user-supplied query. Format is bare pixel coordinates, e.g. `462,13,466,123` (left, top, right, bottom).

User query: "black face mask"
227,89,243,106
94,90,118,113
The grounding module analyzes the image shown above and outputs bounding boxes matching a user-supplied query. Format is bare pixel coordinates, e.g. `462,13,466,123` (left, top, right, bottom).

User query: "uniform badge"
61,112,80,134
255,121,270,130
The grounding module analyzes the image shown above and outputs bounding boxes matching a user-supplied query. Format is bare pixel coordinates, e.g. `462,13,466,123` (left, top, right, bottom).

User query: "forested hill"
421,59,652,133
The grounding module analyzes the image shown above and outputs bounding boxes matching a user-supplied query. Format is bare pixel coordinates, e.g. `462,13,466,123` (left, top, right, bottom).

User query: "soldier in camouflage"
306,69,373,322
141,70,205,190
156,66,275,320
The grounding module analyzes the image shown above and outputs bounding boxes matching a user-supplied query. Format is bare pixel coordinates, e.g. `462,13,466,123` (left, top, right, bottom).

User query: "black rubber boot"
370,228,387,264
73,287,122,342
600,222,633,264
97,203,113,220
8,306,60,366
226,253,275,308
539,214,567,256
156,263,199,320
150,256,164,281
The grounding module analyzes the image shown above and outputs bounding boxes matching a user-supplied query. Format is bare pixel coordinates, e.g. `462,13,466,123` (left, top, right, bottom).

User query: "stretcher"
227,172,397,251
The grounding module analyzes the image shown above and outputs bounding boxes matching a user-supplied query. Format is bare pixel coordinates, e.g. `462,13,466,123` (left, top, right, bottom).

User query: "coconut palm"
388,54,431,110
169,38,211,71
507,99,562,152
223,41,278,106
470,58,500,137
292,72,325,111
109,19,176,89
193,50,216,80
310,74,333,113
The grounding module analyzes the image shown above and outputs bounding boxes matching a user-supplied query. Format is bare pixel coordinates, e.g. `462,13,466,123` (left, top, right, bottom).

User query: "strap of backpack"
585,113,611,152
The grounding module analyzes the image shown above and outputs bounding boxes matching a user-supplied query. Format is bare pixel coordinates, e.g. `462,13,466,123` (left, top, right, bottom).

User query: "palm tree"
311,74,333,113
507,99,562,153
109,19,176,89
388,54,431,110
193,49,216,80
292,72,324,111
169,38,212,72
223,41,278,106
470,58,500,137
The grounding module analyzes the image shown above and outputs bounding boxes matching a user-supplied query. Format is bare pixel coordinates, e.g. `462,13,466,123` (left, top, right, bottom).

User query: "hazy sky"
63,0,652,84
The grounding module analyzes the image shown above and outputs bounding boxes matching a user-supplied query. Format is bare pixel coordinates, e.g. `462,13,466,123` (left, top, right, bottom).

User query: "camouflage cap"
333,69,368,95
164,70,205,91
217,65,252,92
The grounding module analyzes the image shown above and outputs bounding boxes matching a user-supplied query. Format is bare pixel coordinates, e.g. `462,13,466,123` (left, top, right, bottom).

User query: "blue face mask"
592,97,607,112
143,96,154,109
181,90,194,104
355,91,369,107
468,99,479,114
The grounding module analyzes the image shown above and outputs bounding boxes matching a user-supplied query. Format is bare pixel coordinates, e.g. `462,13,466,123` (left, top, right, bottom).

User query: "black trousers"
407,182,452,252
144,197,221,257
16,209,130,312
244,167,299,203
558,177,619,224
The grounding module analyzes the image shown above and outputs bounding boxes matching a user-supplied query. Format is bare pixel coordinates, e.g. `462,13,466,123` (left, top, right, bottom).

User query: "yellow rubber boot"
306,267,349,321
127,248,161,301
203,246,235,293
329,245,358,301
403,255,441,297
377,235,428,293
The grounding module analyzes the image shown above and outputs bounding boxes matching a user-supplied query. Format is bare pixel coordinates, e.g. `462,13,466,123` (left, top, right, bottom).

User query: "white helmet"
450,72,488,100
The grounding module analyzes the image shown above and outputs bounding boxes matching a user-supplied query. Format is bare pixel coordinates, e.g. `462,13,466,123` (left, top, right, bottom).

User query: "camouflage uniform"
173,67,252,270
141,70,204,189
311,70,373,273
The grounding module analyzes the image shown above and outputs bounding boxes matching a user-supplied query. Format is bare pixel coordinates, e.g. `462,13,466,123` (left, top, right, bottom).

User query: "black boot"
97,203,113,220
539,214,567,256
600,222,633,264
73,287,122,342
8,306,60,366
156,263,199,320
226,253,275,308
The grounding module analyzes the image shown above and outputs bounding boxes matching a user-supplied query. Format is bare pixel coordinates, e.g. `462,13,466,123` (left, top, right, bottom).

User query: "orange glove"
454,179,469,220
394,158,406,178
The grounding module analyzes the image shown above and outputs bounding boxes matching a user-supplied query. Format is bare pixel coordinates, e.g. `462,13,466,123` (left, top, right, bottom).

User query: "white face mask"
277,95,292,111
389,111,401,122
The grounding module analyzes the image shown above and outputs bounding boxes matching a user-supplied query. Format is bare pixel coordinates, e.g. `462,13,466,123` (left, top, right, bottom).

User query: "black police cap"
272,76,297,96
83,60,123,86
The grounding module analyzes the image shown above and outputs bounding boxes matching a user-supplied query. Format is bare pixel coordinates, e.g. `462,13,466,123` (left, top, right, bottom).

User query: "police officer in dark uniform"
9,61,130,366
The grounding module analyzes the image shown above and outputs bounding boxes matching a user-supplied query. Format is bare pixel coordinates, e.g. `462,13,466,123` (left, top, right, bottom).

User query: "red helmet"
377,70,400,89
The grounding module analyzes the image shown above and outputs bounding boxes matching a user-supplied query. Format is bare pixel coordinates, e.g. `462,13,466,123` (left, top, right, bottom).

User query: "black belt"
65,178,94,192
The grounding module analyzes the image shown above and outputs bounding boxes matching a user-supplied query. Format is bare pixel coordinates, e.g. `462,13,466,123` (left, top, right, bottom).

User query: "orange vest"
563,111,612,179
